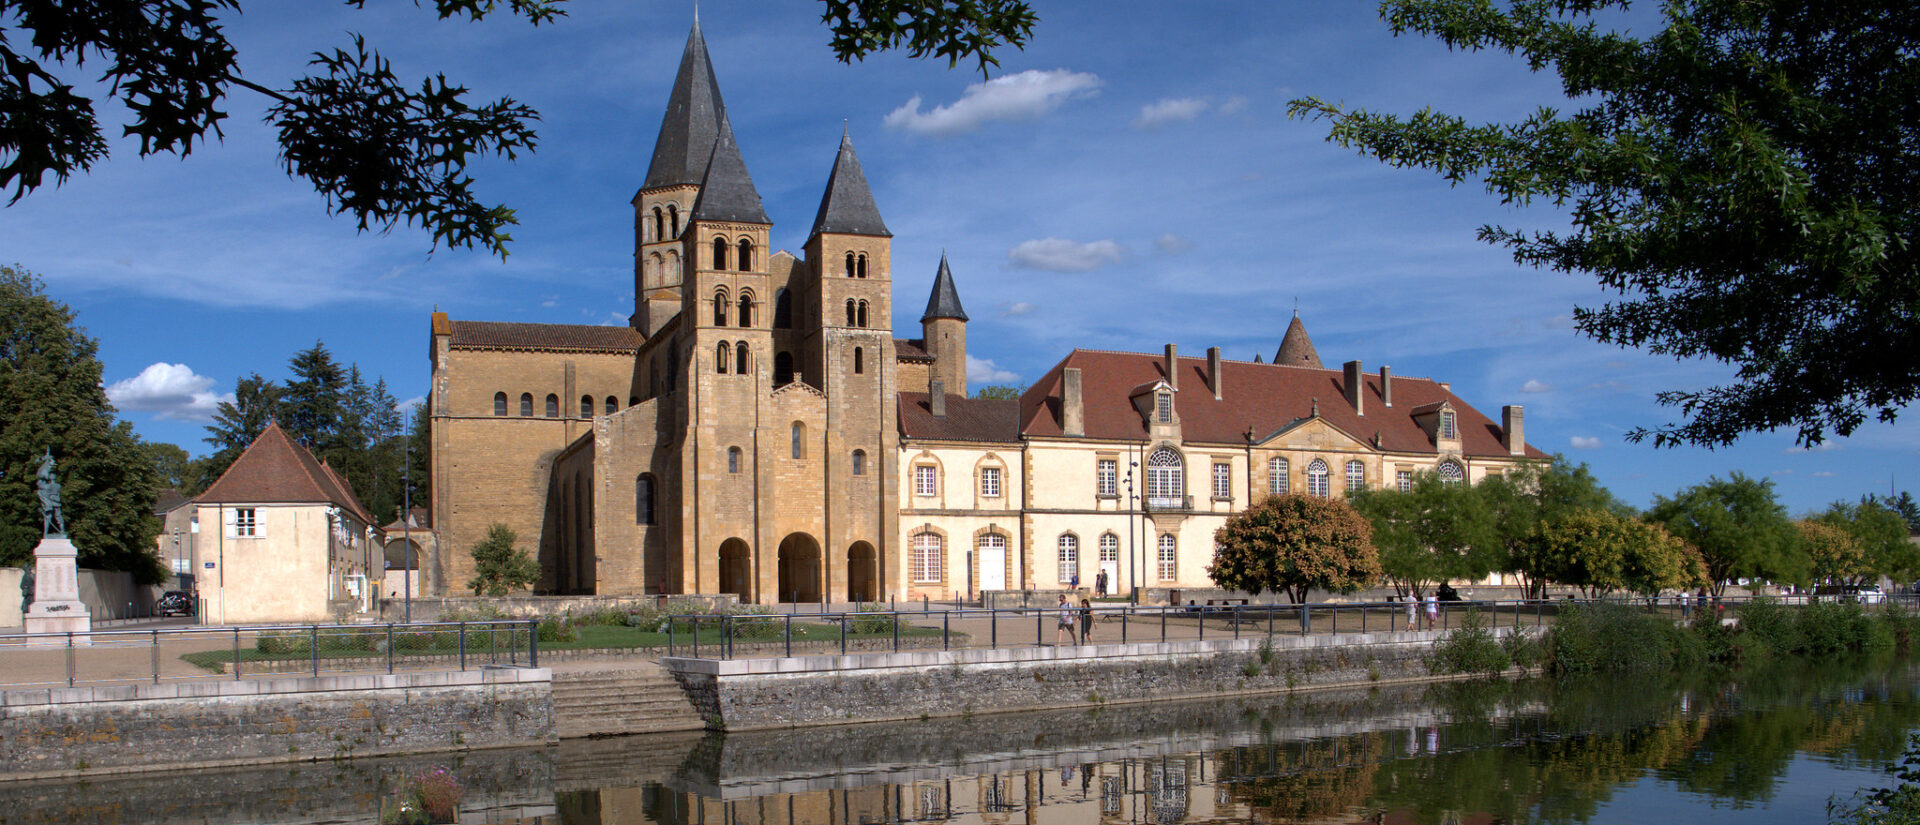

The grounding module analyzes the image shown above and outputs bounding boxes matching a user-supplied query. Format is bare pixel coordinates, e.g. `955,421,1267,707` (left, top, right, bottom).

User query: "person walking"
1095,570,1108,598
1079,598,1095,644
1680,589,1693,620
1055,594,1077,645
1423,592,1439,630
1405,594,1417,631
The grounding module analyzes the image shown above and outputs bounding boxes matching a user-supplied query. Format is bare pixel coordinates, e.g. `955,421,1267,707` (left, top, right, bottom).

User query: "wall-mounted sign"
204,562,216,569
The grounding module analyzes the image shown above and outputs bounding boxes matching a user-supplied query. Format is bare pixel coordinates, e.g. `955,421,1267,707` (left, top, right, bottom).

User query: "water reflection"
4,657,1915,825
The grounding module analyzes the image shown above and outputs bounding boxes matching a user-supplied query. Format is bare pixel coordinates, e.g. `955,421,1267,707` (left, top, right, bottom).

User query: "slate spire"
689,112,770,224
809,128,892,238
643,19,728,190
921,253,969,323
1274,311,1323,369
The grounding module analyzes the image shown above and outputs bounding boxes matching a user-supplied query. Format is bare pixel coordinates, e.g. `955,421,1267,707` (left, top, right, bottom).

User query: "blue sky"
3,2,1910,514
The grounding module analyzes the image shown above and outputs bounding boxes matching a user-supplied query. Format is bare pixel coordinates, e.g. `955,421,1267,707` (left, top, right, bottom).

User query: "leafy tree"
1478,457,1623,598
1813,499,1919,584
1208,493,1379,604
1289,1,1920,448
1797,518,1865,587
467,523,538,596
1647,473,1802,596
141,441,193,491
406,401,431,512
1865,491,1920,536
5,1,1036,258
1351,471,1497,597
281,342,347,452
0,265,161,581
973,384,1023,400
199,372,283,488
1538,508,1700,598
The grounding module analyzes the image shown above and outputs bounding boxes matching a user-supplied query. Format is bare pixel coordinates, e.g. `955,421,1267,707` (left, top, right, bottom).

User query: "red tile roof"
197,422,382,525
893,338,934,362
444,319,642,353
1017,349,1545,459
899,393,1022,442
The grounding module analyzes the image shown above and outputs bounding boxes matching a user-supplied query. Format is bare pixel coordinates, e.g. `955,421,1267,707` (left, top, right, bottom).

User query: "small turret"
1274,312,1323,369
921,253,969,397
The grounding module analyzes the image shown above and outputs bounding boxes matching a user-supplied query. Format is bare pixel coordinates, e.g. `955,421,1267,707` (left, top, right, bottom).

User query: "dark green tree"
1865,491,1920,535
141,441,193,491
1813,499,1919,584
4,1,1035,258
1647,472,1802,595
0,265,161,580
973,384,1023,400
1351,471,1498,597
467,523,539,596
1478,457,1625,598
1208,493,1379,604
281,341,346,452
198,372,283,488
406,401,431,513
1289,1,1920,447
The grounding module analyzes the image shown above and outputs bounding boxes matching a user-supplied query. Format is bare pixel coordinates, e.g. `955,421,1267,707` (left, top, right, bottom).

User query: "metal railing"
664,593,1920,660
0,620,538,690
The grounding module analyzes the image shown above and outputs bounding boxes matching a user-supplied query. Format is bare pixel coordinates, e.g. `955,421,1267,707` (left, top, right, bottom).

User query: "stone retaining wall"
665,628,1514,730
381,593,738,622
0,667,552,781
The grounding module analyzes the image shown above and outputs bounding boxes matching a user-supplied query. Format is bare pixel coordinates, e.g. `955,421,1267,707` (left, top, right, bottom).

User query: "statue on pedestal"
37,449,66,537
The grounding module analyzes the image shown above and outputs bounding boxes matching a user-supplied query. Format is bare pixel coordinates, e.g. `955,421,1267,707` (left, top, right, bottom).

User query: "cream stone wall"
898,442,1025,599
193,503,376,624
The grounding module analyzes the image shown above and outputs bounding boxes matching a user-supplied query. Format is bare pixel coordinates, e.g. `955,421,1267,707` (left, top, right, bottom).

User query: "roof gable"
197,421,380,524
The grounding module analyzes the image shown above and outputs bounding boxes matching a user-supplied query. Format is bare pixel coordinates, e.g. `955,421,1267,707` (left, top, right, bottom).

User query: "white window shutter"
222,507,236,538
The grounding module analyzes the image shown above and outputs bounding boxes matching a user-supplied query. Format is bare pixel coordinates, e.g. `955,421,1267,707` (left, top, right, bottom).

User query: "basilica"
424,20,1544,603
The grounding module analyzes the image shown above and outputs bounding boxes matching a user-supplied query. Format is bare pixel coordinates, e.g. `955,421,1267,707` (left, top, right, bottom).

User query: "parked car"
1812,584,1885,604
156,590,195,617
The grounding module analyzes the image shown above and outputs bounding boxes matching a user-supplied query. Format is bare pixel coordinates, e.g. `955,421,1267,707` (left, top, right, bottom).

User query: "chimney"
1207,347,1223,400
1379,365,1393,407
1343,360,1364,416
930,379,946,419
1503,405,1526,456
1164,344,1179,390
1063,368,1085,436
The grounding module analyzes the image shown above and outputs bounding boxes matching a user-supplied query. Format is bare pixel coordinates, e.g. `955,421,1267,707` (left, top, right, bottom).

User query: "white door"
979,535,1007,592
1100,536,1120,595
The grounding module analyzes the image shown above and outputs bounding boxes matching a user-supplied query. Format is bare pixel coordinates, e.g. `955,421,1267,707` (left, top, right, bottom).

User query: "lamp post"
1125,459,1137,605
402,413,414,623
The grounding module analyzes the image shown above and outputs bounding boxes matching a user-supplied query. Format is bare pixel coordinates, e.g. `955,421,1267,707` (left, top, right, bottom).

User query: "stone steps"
552,667,707,738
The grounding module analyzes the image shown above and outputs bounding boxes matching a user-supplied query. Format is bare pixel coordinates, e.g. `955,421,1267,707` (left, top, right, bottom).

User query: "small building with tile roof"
425,18,1544,604
192,421,384,623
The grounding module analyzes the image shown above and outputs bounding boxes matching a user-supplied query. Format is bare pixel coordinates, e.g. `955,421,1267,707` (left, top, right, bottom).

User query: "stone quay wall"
665,628,1519,731
0,667,552,781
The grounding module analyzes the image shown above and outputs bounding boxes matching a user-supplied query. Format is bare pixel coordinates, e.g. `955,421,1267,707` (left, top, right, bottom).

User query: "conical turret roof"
809,129,891,238
922,253,969,323
643,19,728,190
1274,313,1323,368
689,112,770,224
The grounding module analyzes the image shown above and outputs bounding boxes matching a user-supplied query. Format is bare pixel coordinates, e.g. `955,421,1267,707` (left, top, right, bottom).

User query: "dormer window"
1156,392,1173,423
1439,410,1457,440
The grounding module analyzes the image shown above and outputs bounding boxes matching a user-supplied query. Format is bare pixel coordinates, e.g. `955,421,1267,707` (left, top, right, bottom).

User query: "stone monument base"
24,536,91,646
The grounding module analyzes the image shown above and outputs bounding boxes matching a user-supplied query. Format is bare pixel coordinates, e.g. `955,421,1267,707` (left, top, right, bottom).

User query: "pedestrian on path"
1423,593,1438,630
1095,570,1108,598
1079,598,1095,644
1055,594,1076,645
1404,595,1416,631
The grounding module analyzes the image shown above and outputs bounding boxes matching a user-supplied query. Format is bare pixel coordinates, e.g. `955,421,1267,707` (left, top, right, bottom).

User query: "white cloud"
1153,233,1192,254
885,69,1101,136
1783,442,1844,454
1000,301,1035,317
1134,97,1209,129
106,363,232,422
1569,436,1602,450
1520,379,1553,394
1008,237,1126,272
967,355,1019,386
1216,96,1247,115
1813,471,1836,478
399,396,426,413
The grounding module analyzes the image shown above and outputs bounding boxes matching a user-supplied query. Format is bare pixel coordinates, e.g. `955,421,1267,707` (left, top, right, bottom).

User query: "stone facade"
426,20,1545,605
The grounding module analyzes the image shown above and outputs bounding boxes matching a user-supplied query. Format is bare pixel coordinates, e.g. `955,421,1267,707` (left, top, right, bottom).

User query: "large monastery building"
425,20,1545,602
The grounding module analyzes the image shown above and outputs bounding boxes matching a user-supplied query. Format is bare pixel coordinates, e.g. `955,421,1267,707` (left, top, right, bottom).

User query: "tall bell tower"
633,18,726,337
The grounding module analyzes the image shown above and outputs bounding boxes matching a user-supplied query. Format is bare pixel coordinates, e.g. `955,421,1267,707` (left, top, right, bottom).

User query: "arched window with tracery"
735,341,749,376
716,342,731,374
636,474,655,525
737,239,753,271
910,532,943,583
493,392,507,416
1057,534,1078,584
1346,460,1366,492
1146,448,1184,508
712,236,728,270
1438,461,1464,485
774,288,792,328
1306,459,1330,497
1269,457,1288,494
713,289,728,326
737,291,753,327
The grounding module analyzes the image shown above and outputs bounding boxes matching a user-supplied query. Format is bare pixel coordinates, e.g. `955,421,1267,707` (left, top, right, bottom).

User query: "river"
4,656,1916,824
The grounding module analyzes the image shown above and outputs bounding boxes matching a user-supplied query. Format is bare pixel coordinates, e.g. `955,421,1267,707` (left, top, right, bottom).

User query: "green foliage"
821,0,1038,75
1545,603,1701,675
1816,499,1920,583
466,524,539,596
1831,733,1920,825
536,615,576,643
1429,610,1509,676
1294,0,1920,448
1351,471,1496,595
1539,508,1702,597
1209,493,1379,603
851,602,897,634
1477,457,1624,599
381,764,462,825
1501,627,1541,669
1649,473,1803,595
972,384,1023,400
0,266,162,581
141,441,193,492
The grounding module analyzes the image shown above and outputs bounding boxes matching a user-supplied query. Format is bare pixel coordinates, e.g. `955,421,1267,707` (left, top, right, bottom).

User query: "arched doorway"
777,533,822,603
718,538,752,602
846,542,877,602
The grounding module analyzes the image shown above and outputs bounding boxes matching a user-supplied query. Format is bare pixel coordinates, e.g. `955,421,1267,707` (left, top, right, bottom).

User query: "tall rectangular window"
914,465,937,497
1156,393,1173,423
1057,534,1078,584
1212,462,1231,499
1097,459,1117,497
1157,534,1177,581
1346,460,1366,492
233,508,257,537
1268,457,1288,495
911,533,943,583
1397,469,1413,492
1439,410,1458,439
980,466,1002,498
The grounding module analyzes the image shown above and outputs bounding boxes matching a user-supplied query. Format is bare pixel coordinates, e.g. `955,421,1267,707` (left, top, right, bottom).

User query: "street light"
402,412,414,623
1124,459,1137,605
